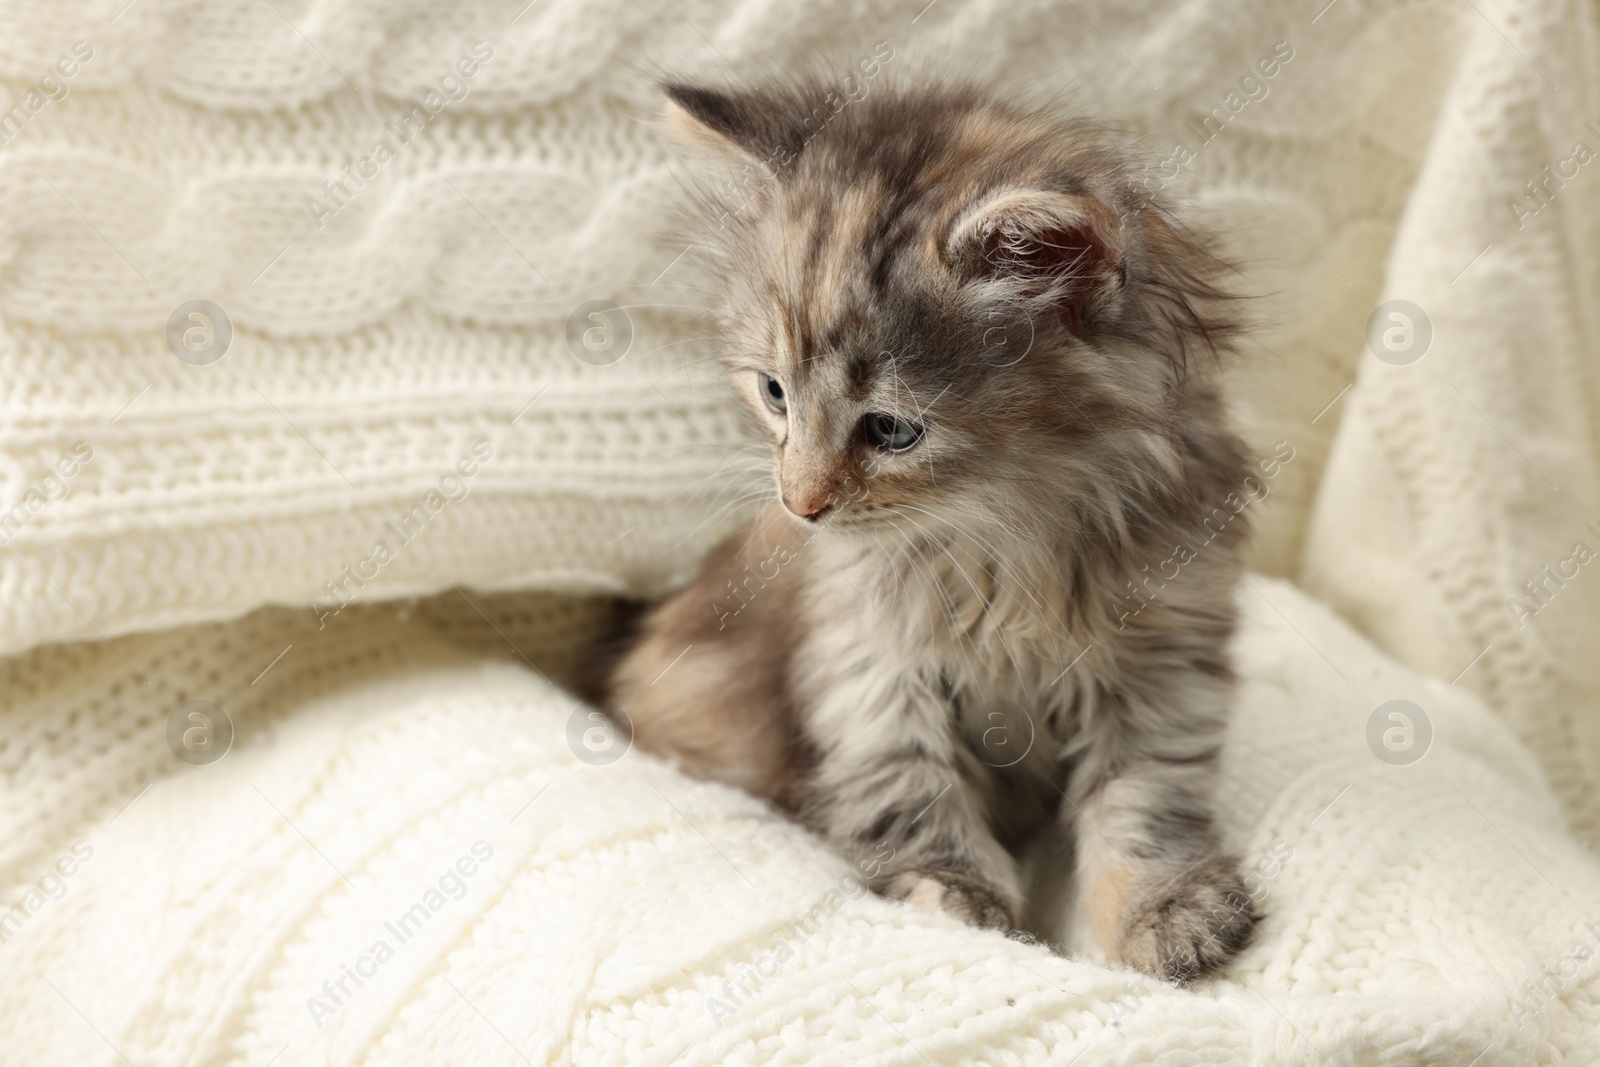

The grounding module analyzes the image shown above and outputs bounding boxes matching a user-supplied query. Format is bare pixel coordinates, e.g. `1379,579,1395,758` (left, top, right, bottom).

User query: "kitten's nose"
783,492,831,523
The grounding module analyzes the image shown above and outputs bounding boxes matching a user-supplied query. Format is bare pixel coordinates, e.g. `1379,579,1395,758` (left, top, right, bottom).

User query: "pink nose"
783,492,831,522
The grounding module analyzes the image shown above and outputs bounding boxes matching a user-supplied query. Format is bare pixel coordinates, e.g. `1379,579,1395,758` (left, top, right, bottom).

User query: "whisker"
879,511,993,682
892,501,1066,637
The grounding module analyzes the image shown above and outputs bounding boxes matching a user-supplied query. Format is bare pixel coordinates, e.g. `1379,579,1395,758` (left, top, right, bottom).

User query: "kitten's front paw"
881,867,1015,931
1116,854,1259,984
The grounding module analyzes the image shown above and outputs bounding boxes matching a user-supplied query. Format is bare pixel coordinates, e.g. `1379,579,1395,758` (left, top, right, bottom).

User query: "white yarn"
1296,0,1600,844
1,578,1597,1064
1,0,1597,839
3,0,1600,1061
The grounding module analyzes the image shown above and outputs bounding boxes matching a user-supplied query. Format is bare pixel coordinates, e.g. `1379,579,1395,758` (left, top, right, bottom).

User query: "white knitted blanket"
3,0,1600,1063
4,579,1598,1065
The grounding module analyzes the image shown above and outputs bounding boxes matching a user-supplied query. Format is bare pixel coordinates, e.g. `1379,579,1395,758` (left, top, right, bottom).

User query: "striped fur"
601,75,1259,982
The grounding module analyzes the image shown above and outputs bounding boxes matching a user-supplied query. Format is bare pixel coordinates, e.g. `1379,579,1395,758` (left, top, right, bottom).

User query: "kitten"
598,74,1259,983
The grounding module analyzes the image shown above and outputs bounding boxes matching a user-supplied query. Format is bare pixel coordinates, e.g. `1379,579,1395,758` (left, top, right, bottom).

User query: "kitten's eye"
864,413,924,452
760,373,788,415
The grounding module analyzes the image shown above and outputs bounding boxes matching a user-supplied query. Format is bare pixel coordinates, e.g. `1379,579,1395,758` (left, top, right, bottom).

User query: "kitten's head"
663,74,1242,552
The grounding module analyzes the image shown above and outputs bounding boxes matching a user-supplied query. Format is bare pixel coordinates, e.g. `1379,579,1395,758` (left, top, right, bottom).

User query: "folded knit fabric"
4,1,1600,1061
3,0,1598,842
1,577,1598,1065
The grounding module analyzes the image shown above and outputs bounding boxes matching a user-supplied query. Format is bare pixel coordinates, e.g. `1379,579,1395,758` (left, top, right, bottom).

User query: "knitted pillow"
0,0,1361,658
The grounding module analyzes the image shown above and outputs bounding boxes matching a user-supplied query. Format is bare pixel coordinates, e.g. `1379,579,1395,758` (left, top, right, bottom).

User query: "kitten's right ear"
945,188,1127,331
661,83,789,166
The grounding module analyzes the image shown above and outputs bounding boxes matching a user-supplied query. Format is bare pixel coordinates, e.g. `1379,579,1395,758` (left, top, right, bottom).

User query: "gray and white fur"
593,71,1262,983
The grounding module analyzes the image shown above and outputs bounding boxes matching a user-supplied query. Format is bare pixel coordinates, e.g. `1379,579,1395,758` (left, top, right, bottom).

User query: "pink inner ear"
1025,225,1101,278
953,190,1128,330
978,221,1117,328
978,222,1103,278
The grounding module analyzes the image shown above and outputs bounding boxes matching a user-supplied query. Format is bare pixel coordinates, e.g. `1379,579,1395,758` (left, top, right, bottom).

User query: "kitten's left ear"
945,189,1127,329
661,83,795,167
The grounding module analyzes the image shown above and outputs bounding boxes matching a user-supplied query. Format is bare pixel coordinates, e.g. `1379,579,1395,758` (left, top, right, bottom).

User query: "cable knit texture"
3,579,1599,1065
3,0,1600,1063
1,0,1598,834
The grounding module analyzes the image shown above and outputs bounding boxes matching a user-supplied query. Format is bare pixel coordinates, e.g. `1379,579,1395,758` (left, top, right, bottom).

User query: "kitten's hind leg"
599,510,808,804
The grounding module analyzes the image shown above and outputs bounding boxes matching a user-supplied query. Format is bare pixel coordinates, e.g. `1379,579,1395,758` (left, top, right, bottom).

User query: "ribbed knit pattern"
1297,0,1600,847
1,0,1597,839
2,578,1597,1065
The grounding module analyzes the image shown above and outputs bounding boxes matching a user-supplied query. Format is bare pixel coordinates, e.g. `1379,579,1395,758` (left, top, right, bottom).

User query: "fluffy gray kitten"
597,72,1260,983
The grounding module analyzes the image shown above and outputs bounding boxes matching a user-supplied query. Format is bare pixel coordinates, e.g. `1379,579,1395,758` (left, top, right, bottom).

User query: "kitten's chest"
813,535,1094,722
